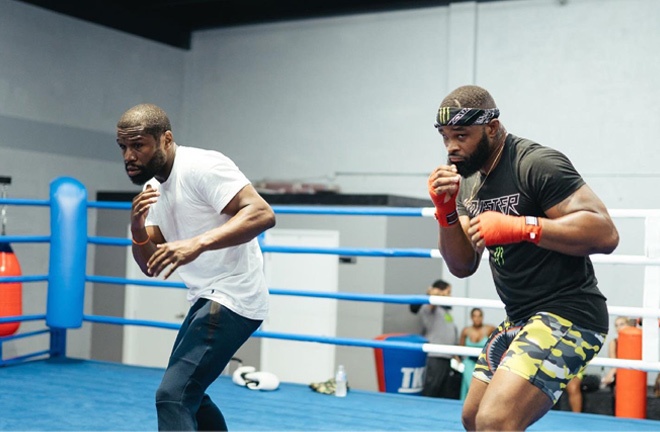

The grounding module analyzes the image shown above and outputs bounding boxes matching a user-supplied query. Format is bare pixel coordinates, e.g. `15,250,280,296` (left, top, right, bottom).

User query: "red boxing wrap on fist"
476,211,542,246
428,177,458,228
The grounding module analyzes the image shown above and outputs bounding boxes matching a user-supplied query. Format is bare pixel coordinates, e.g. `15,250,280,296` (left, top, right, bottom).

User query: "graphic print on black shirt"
455,134,609,333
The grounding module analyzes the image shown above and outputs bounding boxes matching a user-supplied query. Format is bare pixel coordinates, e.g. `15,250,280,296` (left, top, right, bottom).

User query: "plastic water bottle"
335,364,347,397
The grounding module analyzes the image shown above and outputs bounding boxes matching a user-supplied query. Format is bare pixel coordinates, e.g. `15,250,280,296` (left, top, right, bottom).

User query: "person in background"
459,308,495,400
601,316,633,387
565,374,584,412
410,279,460,399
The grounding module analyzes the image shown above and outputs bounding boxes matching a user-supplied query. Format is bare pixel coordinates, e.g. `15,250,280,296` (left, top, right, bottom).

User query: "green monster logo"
493,246,505,267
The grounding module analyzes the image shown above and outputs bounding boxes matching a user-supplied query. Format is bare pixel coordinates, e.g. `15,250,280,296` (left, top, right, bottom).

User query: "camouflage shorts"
473,312,606,403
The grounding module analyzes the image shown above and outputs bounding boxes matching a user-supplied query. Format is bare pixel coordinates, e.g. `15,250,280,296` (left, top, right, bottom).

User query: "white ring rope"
420,343,660,373
428,295,504,310
608,209,660,218
420,207,660,219
427,295,660,320
425,294,660,372
589,254,660,266
468,249,660,267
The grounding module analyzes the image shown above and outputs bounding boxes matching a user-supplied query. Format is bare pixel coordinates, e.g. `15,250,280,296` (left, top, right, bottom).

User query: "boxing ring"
1,176,660,431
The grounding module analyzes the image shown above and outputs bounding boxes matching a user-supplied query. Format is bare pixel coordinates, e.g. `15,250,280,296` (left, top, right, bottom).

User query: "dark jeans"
156,298,262,431
422,357,461,399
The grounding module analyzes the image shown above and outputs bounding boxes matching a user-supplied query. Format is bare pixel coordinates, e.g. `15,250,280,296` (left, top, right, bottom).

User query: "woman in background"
601,316,633,387
459,308,496,400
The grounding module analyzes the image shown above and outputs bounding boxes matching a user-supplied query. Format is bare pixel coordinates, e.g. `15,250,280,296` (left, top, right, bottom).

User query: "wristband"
428,175,458,228
524,216,542,244
132,235,150,246
477,211,543,246
435,207,459,228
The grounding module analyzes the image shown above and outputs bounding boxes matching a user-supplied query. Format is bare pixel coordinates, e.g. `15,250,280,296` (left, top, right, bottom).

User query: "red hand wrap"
428,176,458,228
476,211,542,246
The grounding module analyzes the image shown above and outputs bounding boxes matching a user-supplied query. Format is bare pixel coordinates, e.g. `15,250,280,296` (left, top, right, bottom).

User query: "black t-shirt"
456,134,609,333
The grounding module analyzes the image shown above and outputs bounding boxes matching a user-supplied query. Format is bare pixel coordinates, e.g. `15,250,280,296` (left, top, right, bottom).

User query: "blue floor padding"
1,357,659,431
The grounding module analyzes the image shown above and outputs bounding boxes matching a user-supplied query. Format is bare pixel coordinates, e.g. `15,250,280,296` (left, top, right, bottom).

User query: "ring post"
46,177,87,346
643,216,660,362
615,326,646,419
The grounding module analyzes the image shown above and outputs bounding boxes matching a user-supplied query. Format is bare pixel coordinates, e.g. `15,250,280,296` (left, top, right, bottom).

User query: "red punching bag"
0,176,21,336
0,242,22,336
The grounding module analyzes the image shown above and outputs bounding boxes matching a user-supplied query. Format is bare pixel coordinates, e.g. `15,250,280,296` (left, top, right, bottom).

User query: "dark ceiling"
14,0,505,50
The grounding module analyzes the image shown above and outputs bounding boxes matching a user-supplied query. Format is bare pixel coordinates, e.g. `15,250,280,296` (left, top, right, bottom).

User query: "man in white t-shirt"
116,103,276,431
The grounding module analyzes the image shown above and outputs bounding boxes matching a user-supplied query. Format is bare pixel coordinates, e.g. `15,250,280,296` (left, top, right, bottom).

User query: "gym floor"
2,357,660,431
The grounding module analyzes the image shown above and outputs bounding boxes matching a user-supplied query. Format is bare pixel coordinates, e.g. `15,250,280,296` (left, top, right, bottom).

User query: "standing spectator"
410,279,460,399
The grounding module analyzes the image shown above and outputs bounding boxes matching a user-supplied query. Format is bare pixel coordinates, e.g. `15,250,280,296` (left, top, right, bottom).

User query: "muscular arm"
194,184,276,251
151,184,275,278
467,184,619,257
536,184,619,256
439,215,481,278
134,184,275,278
130,185,167,276
429,164,481,278
132,225,166,276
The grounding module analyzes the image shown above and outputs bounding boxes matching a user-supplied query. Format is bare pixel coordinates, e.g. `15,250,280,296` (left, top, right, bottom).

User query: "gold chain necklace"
463,139,506,207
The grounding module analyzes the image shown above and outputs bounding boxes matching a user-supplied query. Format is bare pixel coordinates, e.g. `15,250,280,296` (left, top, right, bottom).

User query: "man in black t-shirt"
427,85,619,430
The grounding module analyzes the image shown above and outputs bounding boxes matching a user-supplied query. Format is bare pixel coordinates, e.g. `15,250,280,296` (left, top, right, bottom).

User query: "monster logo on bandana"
435,107,500,127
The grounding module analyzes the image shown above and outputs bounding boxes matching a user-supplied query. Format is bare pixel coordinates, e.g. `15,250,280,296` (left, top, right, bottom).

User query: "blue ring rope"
88,201,131,210
253,330,424,351
0,235,50,243
0,329,49,342
260,245,434,257
270,206,427,216
0,314,47,324
86,201,433,217
0,349,50,366
0,198,50,206
0,275,49,283
88,236,130,246
84,314,182,330
269,289,430,304
82,314,425,351
87,275,431,305
88,237,436,257
87,275,186,289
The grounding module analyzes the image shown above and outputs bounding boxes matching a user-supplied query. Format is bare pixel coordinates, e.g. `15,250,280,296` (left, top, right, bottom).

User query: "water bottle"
335,364,347,397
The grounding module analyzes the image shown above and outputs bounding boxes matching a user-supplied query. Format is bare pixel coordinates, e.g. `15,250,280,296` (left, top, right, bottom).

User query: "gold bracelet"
132,235,150,246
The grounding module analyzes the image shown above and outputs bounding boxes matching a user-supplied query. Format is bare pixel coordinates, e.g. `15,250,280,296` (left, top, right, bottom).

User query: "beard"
126,148,167,185
452,131,491,177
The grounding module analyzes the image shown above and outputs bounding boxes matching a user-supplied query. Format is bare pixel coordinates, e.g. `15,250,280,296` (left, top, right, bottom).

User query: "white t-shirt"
144,145,269,320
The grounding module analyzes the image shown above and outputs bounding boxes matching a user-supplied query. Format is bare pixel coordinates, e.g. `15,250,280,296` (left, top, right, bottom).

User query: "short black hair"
432,279,450,290
440,85,497,110
117,103,172,141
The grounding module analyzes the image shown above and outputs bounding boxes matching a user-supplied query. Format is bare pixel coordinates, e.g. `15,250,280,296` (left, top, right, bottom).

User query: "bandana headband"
435,107,500,127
